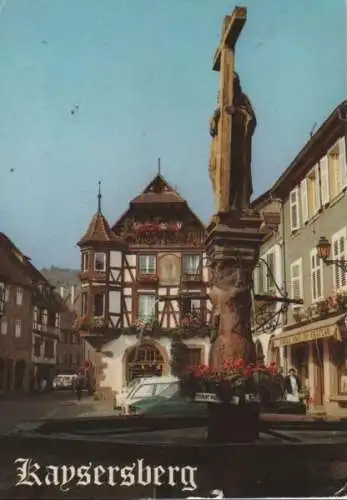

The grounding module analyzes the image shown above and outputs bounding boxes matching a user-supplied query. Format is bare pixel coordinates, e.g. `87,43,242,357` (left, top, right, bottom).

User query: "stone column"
323,338,331,406
206,210,264,369
308,342,315,403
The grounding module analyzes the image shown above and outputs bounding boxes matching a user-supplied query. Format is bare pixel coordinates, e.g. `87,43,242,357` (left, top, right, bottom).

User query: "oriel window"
93,293,105,317
94,252,106,272
82,252,89,272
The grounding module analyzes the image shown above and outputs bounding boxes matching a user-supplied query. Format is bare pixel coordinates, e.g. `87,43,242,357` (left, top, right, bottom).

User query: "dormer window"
94,252,106,272
82,252,89,272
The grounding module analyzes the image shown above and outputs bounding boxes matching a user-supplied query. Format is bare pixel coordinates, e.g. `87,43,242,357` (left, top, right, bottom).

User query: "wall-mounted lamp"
316,236,347,272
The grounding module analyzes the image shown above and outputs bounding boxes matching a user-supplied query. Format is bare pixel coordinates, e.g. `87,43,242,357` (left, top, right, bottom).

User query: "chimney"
59,286,64,298
71,285,76,307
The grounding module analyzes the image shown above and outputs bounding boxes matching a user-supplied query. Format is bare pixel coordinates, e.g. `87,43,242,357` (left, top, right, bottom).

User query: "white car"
53,373,77,390
118,375,179,415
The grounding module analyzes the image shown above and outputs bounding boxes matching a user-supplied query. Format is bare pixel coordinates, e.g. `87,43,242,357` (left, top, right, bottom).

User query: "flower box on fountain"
179,359,285,443
180,359,284,405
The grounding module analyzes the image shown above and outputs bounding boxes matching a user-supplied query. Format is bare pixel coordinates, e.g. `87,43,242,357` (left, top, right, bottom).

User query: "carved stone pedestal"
206,209,264,370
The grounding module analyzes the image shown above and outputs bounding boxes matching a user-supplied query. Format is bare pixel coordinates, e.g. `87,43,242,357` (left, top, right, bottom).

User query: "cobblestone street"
0,391,115,433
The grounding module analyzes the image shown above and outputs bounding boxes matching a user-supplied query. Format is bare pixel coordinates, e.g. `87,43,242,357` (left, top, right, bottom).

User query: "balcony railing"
32,321,60,337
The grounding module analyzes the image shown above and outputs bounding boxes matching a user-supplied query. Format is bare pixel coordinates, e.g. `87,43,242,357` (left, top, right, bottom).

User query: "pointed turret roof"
77,182,126,248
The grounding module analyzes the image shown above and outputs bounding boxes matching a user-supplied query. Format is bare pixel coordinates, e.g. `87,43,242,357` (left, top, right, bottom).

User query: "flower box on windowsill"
138,274,158,283
182,273,201,283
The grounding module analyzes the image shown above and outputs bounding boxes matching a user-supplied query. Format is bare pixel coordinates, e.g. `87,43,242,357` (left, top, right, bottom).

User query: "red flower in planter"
193,364,210,378
243,365,253,377
235,358,244,369
223,359,235,371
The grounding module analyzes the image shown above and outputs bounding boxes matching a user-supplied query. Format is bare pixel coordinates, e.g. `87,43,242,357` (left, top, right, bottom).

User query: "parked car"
119,375,179,414
53,373,77,390
130,384,307,417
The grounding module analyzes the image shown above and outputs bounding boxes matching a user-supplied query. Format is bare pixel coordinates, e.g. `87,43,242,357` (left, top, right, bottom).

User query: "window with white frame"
139,255,156,275
42,309,48,325
138,294,156,322
1,316,7,335
33,306,39,322
94,252,106,272
265,251,276,293
182,255,201,278
16,287,23,306
55,313,60,328
82,252,89,272
332,228,347,290
290,259,303,307
4,286,10,303
93,293,105,317
15,319,21,337
310,248,323,302
289,187,300,231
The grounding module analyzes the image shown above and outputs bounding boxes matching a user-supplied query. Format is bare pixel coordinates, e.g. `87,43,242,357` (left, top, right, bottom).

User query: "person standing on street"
75,371,84,402
284,368,301,402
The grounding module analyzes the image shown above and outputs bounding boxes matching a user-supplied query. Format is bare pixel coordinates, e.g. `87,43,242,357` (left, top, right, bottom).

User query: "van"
119,375,179,415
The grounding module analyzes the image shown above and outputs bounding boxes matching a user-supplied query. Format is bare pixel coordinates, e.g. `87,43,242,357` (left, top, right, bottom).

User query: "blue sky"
0,0,346,269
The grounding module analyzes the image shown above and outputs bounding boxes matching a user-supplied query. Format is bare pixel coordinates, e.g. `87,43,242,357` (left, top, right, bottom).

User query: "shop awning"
272,313,347,348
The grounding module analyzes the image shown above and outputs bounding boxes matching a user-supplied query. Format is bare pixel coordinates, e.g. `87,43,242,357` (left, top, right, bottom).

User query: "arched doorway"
255,340,264,364
126,343,165,383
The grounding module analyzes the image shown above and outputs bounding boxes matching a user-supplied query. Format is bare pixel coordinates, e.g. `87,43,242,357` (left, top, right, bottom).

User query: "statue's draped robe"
229,92,256,211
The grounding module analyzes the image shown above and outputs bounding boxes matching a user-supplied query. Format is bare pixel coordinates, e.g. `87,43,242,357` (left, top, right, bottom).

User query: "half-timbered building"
76,173,212,394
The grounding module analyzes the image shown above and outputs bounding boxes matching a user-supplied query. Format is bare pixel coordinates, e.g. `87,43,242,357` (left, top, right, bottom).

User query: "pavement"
0,390,116,433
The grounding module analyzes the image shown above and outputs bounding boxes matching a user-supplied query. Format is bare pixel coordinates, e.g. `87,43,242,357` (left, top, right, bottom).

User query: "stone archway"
255,340,265,364
124,340,169,383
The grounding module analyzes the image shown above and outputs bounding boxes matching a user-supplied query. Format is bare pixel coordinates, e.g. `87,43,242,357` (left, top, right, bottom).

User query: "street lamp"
316,236,347,272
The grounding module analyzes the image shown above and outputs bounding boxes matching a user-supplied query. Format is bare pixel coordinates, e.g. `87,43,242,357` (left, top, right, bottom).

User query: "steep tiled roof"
130,174,186,205
0,248,33,288
77,211,126,248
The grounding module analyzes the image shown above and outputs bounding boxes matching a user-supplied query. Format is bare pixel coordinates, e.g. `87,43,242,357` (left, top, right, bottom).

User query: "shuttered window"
266,251,276,293
310,249,323,302
289,188,300,231
332,228,347,291
300,178,309,223
339,137,347,190
320,156,330,205
290,259,303,307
